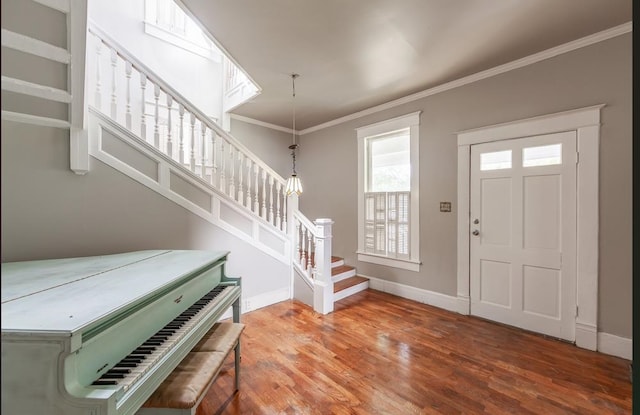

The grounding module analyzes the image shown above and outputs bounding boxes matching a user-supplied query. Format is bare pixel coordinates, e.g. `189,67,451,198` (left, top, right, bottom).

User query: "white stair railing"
87,24,287,233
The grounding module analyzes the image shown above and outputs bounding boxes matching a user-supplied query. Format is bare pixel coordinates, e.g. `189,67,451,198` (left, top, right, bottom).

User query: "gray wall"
0,122,289,301
298,34,632,338
229,117,294,179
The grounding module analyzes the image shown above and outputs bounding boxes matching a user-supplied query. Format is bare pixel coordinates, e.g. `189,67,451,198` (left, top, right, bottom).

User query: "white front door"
470,131,577,341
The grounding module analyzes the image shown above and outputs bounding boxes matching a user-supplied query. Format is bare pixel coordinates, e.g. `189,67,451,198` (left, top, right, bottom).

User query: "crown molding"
299,21,632,135
230,113,296,135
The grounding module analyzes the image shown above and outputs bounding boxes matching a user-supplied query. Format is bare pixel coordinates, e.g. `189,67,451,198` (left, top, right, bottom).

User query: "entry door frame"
456,105,603,351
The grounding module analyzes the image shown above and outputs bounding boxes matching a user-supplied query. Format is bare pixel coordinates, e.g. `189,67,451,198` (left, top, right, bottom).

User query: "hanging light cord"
290,73,299,175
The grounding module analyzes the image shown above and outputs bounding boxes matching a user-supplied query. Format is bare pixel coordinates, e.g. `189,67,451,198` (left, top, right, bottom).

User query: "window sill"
356,251,421,272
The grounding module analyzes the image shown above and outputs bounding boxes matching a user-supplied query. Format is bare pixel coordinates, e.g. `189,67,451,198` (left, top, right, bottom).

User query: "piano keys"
1,250,241,415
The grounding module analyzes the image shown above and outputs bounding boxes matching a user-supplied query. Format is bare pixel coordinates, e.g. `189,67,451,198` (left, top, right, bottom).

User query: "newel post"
313,218,334,315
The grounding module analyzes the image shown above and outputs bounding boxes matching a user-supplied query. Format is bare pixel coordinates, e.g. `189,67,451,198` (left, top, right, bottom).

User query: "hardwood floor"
197,289,631,414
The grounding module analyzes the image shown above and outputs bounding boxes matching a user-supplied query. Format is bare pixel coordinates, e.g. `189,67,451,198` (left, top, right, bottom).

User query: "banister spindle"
140,73,147,142
178,104,185,164
261,170,267,219
110,47,118,119
200,121,207,180
166,95,173,158
275,182,282,229
307,230,313,273
281,188,287,232
246,158,253,209
228,145,235,199
153,84,160,148
219,140,226,193
253,164,260,214
211,133,217,186
125,62,132,129
237,151,244,204
295,221,302,266
301,227,308,271
268,176,274,224
94,40,102,109
189,113,196,172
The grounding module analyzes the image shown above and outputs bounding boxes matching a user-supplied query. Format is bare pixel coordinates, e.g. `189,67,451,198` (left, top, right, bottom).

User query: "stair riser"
331,259,345,268
332,269,356,283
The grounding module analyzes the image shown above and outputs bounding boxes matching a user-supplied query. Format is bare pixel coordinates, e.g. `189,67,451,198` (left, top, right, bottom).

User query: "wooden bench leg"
234,339,241,391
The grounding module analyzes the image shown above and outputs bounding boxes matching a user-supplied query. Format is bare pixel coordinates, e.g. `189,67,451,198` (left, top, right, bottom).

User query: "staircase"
83,22,369,314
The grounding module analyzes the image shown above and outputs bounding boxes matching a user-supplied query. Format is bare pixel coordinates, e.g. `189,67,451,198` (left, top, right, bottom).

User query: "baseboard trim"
365,275,458,312
364,276,631,360
597,332,632,360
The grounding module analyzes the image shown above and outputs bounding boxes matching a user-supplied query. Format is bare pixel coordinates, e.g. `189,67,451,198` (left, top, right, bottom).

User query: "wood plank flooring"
196,289,631,414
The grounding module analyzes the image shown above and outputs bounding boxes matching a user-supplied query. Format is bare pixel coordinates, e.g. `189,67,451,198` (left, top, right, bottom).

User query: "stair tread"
334,276,368,293
332,265,355,276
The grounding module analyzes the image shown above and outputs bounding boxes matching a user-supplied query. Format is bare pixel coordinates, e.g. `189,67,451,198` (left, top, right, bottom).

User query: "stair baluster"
268,176,275,225
211,132,217,186
166,95,173,159
275,182,282,229
253,163,260,214
125,62,132,130
110,47,117,119
153,84,160,148
200,121,207,180
94,40,102,110
178,104,185,164
140,74,147,143
219,139,226,193
246,158,253,210
261,170,267,220
189,113,196,172
237,151,244,205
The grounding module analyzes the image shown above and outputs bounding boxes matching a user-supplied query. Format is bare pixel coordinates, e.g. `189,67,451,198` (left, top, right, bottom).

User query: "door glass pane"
480,150,512,171
523,144,562,167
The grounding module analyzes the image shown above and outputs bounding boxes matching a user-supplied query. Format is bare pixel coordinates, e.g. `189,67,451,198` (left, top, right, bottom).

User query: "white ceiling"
180,0,632,131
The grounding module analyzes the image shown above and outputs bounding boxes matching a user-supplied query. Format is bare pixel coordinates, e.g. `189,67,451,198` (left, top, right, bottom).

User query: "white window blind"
364,191,410,258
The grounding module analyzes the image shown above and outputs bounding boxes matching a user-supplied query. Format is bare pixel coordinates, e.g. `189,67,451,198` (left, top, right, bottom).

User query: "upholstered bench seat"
136,322,245,415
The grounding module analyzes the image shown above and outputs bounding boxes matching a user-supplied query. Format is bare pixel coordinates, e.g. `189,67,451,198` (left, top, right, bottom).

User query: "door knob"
472,230,480,236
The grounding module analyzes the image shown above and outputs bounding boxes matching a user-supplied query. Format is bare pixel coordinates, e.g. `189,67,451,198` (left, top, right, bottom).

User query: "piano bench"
137,322,245,415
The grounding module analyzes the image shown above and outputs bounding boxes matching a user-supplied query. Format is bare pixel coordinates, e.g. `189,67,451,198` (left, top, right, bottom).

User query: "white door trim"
456,104,603,350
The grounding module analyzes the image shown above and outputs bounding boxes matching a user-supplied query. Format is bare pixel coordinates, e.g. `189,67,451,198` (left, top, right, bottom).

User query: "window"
523,144,562,167
357,112,421,271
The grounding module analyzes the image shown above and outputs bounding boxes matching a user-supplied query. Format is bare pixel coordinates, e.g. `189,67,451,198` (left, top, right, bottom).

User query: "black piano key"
114,362,138,367
108,368,132,374
101,373,126,379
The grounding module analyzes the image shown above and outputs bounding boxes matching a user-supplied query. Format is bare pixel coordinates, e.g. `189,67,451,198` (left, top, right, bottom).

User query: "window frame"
356,111,421,271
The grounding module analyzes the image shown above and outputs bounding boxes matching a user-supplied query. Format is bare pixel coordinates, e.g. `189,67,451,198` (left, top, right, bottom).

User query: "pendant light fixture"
285,73,303,196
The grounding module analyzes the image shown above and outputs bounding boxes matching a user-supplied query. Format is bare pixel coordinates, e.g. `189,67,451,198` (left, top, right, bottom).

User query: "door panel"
470,131,577,341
